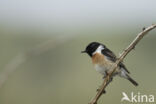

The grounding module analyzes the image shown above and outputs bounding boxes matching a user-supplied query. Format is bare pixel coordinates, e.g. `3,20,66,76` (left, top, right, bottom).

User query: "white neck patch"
93,45,104,55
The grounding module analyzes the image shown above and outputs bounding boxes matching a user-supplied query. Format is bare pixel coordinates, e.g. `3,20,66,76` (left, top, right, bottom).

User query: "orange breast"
92,53,106,64
92,53,120,74
92,53,114,68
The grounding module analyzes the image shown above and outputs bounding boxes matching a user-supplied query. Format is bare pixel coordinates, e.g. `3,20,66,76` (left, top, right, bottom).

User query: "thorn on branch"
132,46,135,50
142,27,146,31
96,88,106,94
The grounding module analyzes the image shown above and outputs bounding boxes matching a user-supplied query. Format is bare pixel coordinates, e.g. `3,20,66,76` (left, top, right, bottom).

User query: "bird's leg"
102,71,108,79
97,71,113,94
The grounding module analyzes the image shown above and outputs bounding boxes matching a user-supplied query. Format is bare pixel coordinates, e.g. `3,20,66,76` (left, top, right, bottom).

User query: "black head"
81,42,101,57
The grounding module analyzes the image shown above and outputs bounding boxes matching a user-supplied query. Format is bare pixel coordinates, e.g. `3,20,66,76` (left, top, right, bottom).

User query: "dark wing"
102,48,117,62
119,62,130,74
102,47,130,74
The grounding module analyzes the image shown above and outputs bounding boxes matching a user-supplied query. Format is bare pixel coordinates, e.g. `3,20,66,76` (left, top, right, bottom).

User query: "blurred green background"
0,0,156,104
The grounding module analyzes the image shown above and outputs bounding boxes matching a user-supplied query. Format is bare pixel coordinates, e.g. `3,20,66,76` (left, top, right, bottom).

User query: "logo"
121,92,154,103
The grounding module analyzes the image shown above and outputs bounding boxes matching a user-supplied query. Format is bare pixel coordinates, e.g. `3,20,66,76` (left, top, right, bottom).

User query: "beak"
81,50,86,53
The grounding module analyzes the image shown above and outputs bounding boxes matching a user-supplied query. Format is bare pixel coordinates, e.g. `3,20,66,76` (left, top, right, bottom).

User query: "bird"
81,42,138,93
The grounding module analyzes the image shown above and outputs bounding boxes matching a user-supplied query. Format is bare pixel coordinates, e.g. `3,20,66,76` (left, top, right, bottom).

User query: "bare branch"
89,24,156,104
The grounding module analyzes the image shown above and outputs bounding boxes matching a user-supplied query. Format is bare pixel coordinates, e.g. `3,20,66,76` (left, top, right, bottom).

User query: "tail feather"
127,76,138,86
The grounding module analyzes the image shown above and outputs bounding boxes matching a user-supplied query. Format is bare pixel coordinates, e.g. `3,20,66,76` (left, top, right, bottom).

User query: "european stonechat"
82,42,138,90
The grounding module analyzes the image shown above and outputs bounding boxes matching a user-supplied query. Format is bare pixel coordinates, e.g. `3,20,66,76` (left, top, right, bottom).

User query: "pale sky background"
0,0,156,35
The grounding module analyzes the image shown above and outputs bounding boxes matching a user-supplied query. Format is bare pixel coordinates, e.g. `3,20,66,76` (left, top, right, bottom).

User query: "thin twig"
89,24,156,104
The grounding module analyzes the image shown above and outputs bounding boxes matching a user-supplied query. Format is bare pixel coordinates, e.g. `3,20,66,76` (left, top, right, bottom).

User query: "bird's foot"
103,71,109,79
96,88,106,94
